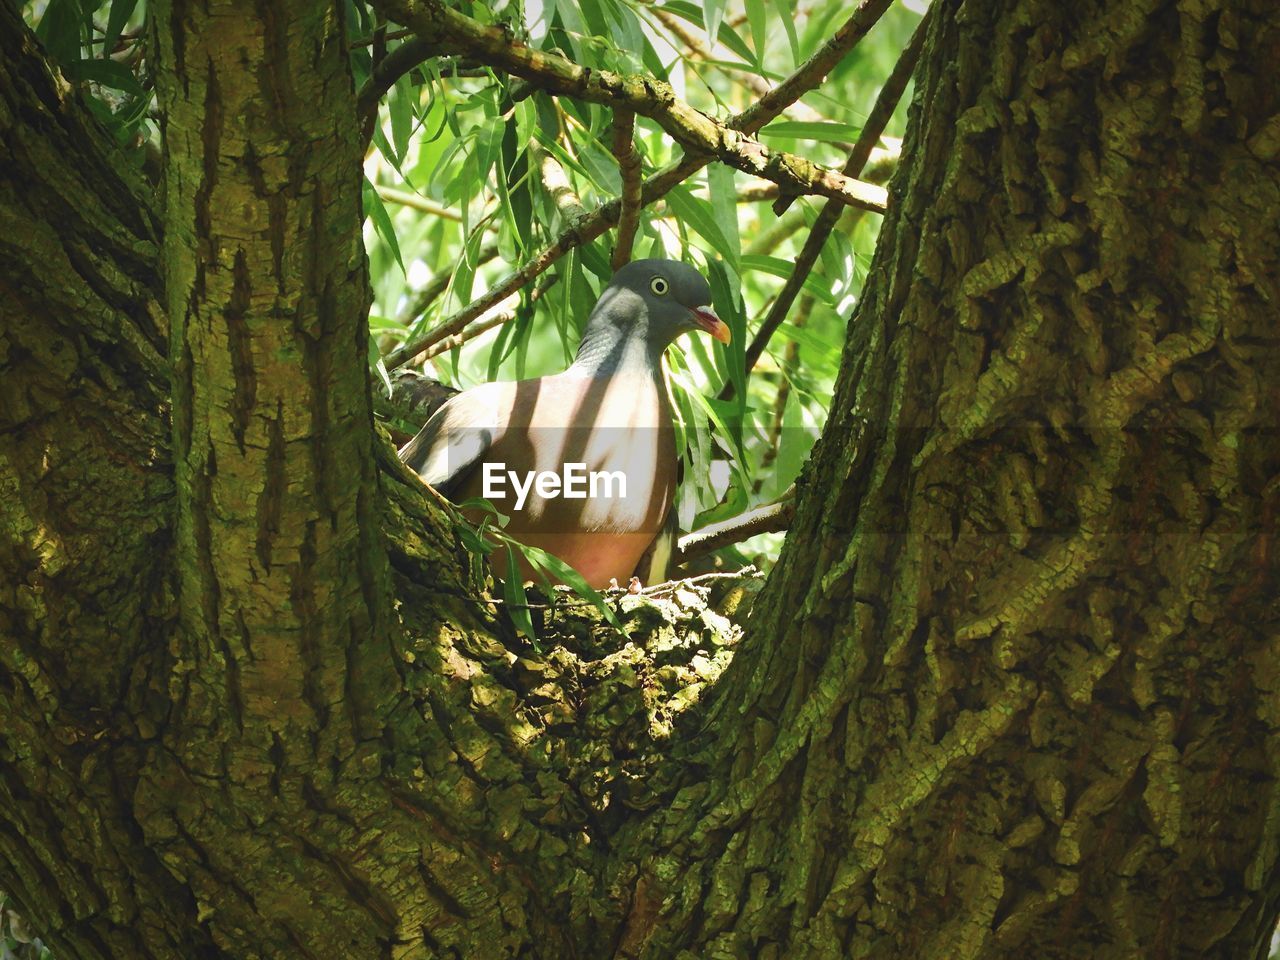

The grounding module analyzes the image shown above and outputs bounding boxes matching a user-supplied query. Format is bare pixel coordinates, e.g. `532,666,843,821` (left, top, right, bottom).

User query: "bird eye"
649,276,669,296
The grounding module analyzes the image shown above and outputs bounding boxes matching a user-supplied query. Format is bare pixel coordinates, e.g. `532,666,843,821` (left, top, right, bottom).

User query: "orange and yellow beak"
690,305,731,344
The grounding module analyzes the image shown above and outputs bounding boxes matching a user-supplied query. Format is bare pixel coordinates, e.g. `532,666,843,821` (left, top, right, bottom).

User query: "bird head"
597,259,731,348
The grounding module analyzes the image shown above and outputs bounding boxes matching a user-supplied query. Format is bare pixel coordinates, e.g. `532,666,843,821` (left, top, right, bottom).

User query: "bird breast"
454,370,676,537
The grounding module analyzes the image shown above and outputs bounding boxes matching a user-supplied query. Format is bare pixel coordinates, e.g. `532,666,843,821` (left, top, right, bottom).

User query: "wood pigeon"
400,259,730,587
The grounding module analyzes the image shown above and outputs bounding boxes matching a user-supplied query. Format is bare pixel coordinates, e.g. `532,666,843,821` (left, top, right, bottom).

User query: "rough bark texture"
2,0,1278,958
0,9,191,957
607,1,1280,957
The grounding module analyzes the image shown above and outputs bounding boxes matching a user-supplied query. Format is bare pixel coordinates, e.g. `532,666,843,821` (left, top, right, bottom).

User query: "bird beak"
690,305,731,344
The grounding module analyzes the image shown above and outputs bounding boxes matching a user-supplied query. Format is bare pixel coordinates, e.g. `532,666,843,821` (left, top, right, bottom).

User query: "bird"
399,259,730,588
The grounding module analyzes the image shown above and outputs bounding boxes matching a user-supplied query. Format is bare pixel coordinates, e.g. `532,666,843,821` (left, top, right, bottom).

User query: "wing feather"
398,386,501,494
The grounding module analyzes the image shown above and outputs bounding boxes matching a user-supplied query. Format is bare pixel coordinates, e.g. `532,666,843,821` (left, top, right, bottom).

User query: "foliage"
22,0,150,145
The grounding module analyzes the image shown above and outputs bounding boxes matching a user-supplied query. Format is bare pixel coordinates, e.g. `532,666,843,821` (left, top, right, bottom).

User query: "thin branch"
395,241,500,326
358,37,438,125
351,27,415,47
634,566,763,596
539,147,588,225
675,493,796,565
372,0,887,213
737,182,780,203
610,109,642,269
732,0,894,133
372,14,389,74
421,275,559,361
744,207,809,257
645,0,844,138
421,310,509,360
722,7,933,401
375,184,463,221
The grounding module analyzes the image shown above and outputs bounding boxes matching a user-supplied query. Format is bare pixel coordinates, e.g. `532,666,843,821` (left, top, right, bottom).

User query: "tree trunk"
606,1,1280,957
2,0,1277,958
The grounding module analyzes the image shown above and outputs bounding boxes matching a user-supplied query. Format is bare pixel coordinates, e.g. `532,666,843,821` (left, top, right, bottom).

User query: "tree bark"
607,1,1280,957
1,0,1277,958
0,8,193,957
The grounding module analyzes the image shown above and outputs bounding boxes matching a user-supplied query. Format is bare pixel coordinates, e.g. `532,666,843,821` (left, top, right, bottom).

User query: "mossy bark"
605,1,1280,957
1,0,1278,959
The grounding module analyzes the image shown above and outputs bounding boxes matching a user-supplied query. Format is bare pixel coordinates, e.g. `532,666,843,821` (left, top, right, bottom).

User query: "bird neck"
569,322,667,378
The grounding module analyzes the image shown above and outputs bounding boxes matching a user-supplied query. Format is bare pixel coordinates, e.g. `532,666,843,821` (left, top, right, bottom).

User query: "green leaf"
668,362,715,525
773,386,814,494
472,117,505,195
775,321,841,359
657,2,755,64
515,541,626,634
346,0,373,36
371,122,409,180
456,524,494,556
668,352,748,487
577,236,613,283
666,185,735,267
690,480,749,530
103,0,139,57
489,309,533,382
455,498,510,526
35,0,84,65
362,178,406,275
706,165,741,271
577,0,612,40
452,222,489,310
428,133,474,201
770,0,801,65
367,314,408,337
62,58,144,98
500,100,533,251
502,544,539,643
701,0,726,63
759,120,862,143
745,0,768,68
388,73,415,165
599,0,646,64
368,338,393,397
740,254,836,304
707,259,745,416
577,135,623,194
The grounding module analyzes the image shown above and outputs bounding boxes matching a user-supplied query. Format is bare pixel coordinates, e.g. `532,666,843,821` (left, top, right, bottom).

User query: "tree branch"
372,0,887,213
676,493,796,565
644,0,859,144
358,36,438,126
395,241,500,327
722,7,933,401
421,275,558,362
733,0,893,132
539,144,588,225
610,109,642,269
375,183,463,221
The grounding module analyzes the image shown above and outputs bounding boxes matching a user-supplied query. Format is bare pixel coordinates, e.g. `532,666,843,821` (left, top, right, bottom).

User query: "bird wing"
398,384,503,494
